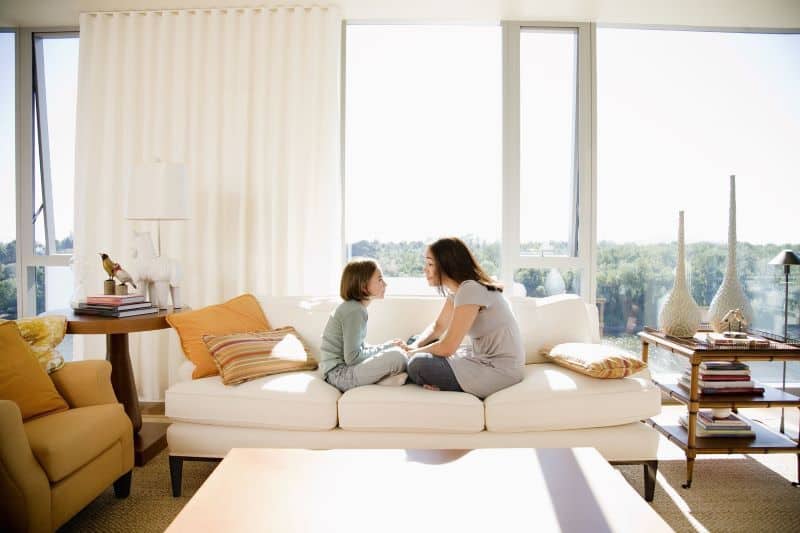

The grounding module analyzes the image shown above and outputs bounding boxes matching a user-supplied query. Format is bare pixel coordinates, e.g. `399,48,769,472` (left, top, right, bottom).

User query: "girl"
320,258,409,392
406,237,524,399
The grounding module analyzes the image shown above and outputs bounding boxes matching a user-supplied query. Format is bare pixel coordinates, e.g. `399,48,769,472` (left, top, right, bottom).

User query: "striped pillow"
542,342,647,379
202,327,317,386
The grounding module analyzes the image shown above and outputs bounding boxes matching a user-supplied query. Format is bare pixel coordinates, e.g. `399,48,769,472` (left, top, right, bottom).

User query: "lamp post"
768,249,800,434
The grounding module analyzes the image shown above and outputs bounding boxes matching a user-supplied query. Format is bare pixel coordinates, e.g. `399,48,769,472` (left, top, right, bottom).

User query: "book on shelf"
76,301,154,311
698,372,751,380
700,361,749,372
678,377,764,395
86,294,145,305
73,306,159,318
699,332,771,348
681,373,755,389
697,410,750,429
679,414,756,438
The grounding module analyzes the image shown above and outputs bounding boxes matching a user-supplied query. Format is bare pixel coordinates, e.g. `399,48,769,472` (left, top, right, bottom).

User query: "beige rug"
59,451,800,532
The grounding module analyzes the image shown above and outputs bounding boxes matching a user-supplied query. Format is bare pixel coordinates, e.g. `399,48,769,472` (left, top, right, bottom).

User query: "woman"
406,237,524,399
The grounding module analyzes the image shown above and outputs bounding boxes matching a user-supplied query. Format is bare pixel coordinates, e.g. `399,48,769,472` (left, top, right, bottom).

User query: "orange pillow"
166,294,272,379
0,321,69,420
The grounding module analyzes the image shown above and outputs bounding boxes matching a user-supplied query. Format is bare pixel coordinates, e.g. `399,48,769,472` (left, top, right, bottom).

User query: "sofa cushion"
165,370,340,431
203,327,317,386
23,403,131,483
167,294,272,379
511,295,596,364
2,315,67,373
544,342,647,378
484,363,660,432
338,385,484,433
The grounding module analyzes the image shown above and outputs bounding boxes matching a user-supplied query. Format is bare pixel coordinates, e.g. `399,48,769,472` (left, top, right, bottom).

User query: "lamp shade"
126,160,189,220
769,249,800,266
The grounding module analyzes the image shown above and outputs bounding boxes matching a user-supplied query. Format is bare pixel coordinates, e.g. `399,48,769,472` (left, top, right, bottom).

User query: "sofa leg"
170,456,184,497
113,470,132,498
643,460,658,502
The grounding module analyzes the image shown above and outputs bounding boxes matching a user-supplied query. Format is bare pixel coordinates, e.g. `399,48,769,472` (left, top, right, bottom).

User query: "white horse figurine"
130,230,182,309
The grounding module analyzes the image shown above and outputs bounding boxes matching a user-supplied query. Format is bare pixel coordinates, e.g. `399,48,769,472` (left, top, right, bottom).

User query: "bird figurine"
99,253,116,280
112,264,137,289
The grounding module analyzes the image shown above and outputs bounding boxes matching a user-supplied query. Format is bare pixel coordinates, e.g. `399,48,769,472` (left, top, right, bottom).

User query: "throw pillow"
202,327,318,385
166,294,272,379
0,316,67,373
0,321,69,420
543,342,647,379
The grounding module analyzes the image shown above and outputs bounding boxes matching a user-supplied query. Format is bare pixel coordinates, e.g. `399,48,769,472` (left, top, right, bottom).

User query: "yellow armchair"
0,360,134,532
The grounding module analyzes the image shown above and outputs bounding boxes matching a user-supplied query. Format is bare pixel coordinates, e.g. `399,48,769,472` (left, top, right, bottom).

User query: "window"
597,28,800,383
344,24,502,294
1,31,15,319
344,23,591,298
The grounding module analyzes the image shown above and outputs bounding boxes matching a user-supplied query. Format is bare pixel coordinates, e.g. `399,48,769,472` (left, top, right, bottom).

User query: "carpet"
59,451,800,532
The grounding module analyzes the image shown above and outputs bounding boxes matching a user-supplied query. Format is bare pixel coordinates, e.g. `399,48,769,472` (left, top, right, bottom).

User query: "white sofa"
165,294,662,499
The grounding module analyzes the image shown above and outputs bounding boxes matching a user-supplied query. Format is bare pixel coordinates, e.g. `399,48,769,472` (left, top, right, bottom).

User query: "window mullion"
501,21,521,290
15,29,35,317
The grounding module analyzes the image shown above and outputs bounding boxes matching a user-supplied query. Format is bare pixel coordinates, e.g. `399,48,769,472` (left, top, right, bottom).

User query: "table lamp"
768,248,799,433
125,160,189,307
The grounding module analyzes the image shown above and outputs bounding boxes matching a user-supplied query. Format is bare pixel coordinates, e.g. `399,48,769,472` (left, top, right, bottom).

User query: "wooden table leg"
106,332,167,466
683,455,695,489
683,361,700,489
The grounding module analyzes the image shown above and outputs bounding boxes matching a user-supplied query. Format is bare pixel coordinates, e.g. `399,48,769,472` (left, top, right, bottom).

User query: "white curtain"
73,6,342,400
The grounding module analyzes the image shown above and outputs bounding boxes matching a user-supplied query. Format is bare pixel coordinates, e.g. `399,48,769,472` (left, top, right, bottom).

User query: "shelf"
655,381,800,407
648,413,799,453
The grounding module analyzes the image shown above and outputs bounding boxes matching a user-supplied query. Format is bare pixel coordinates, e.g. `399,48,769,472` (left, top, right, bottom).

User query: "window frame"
501,21,595,301
14,28,78,318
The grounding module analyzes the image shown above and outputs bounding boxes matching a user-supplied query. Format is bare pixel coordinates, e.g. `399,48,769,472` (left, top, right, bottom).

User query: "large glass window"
1,31,15,319
344,25,502,294
597,28,800,383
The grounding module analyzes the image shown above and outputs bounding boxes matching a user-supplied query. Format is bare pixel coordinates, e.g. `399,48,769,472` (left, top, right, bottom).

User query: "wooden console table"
639,327,800,488
48,307,189,466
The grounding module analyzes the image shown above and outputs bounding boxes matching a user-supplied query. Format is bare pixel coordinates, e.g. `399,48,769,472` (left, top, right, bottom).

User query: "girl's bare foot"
422,384,440,391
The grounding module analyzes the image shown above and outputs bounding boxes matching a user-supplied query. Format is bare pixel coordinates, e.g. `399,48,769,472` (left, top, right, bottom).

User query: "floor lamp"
768,249,800,434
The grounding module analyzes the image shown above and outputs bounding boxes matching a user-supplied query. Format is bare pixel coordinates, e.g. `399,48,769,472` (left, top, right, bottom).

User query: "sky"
345,25,800,246
1,27,798,247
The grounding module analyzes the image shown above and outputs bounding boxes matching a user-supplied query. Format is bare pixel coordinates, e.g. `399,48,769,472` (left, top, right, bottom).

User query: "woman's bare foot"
422,384,440,391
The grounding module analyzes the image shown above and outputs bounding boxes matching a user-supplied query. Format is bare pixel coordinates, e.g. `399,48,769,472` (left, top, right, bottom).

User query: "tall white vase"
659,211,701,337
708,174,753,332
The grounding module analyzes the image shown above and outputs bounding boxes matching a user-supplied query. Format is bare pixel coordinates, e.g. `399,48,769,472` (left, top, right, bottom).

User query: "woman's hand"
390,338,410,352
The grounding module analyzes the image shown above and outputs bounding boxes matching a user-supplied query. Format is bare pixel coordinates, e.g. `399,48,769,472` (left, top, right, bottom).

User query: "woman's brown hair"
428,237,503,294
340,258,378,302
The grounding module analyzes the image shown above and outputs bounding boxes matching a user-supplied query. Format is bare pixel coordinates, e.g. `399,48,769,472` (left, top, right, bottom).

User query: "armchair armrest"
49,360,118,408
0,400,51,533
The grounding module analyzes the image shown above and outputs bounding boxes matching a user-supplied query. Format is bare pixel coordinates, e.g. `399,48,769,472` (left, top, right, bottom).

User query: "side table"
46,307,189,466
639,327,800,488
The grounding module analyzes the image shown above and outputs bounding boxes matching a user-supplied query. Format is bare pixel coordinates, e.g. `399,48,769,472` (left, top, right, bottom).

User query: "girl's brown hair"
340,258,379,302
428,237,503,294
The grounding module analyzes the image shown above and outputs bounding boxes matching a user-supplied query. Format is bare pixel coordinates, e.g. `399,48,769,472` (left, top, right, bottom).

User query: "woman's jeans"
407,353,463,392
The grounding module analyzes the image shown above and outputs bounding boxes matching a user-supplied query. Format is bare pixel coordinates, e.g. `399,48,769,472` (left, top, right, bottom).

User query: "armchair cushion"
0,321,68,421
23,403,132,483
49,360,118,408
2,315,67,373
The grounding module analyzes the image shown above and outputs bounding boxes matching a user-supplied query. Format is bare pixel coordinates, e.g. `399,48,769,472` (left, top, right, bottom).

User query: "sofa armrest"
50,360,118,408
0,400,51,533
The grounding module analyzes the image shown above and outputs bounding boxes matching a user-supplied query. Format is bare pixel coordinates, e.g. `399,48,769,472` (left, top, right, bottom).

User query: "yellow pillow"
0,321,69,420
166,294,272,379
203,327,318,386
0,316,67,373
543,342,647,379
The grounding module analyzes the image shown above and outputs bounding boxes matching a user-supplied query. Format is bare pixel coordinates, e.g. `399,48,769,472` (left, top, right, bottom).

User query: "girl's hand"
391,338,410,352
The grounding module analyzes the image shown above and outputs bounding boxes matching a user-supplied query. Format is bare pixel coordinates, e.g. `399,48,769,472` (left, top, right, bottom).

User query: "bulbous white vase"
659,211,701,337
708,175,753,332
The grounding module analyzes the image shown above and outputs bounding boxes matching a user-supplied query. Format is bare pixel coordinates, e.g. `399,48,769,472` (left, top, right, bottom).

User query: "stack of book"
679,409,756,438
678,361,765,395
697,331,771,349
74,294,159,318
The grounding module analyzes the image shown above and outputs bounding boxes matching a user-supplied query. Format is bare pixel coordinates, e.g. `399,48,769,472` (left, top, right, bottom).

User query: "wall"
2,0,800,29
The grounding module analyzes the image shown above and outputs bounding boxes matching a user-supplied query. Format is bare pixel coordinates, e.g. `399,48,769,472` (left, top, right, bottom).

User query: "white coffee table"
167,447,672,533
